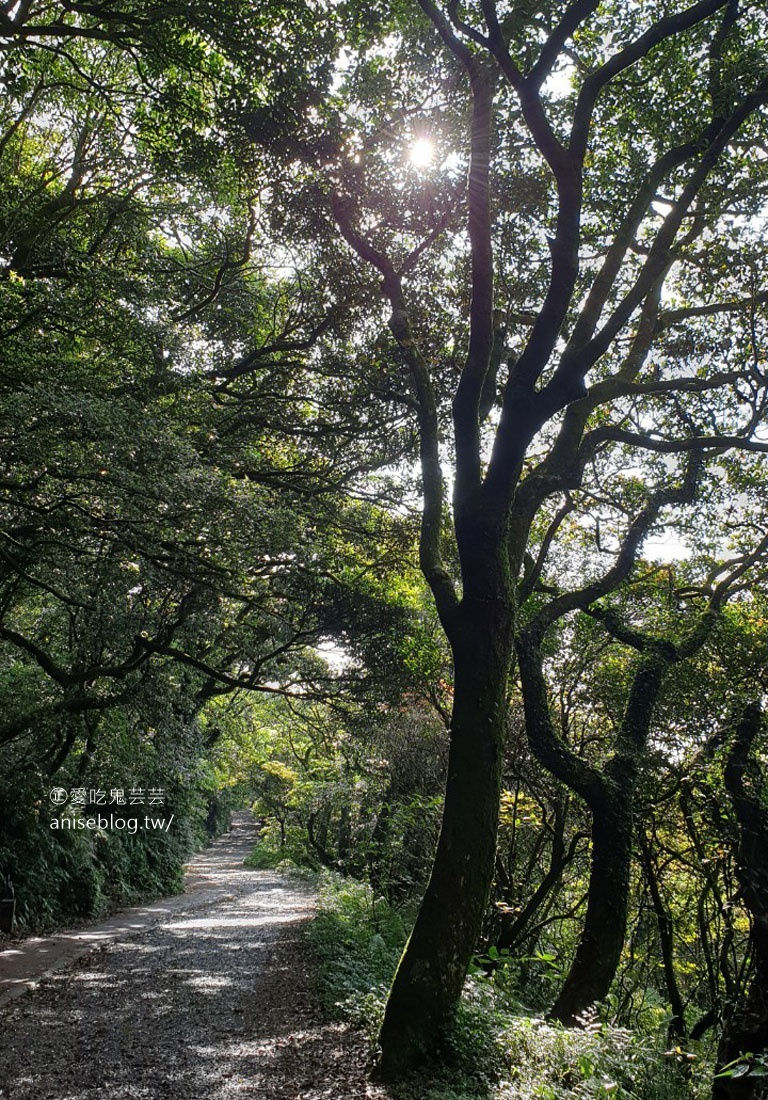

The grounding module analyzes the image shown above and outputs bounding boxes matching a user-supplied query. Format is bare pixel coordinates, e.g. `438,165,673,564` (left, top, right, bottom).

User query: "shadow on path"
0,814,388,1099
0,814,260,1007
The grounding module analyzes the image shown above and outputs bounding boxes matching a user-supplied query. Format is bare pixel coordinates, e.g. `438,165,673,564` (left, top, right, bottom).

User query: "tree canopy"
2,1,768,1096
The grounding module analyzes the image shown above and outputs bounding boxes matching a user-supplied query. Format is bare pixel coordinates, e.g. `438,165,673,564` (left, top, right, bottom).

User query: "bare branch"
332,195,459,624
518,494,574,603
585,427,768,455
524,454,702,639
659,291,768,330
528,0,601,91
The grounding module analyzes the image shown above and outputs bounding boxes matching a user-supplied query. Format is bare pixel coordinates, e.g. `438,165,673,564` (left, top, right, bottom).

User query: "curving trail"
0,816,386,1100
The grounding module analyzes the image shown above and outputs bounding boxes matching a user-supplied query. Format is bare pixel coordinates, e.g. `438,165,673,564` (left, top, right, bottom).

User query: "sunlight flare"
409,137,435,168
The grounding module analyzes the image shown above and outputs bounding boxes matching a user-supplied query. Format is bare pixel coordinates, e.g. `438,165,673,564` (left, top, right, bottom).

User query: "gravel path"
0,816,388,1100
0,818,267,1008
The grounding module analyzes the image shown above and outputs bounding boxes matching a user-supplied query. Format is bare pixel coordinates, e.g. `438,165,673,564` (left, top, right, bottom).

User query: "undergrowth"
309,872,710,1100
244,837,318,880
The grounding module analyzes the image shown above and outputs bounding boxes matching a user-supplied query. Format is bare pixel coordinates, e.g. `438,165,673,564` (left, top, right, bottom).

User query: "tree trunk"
549,785,633,1024
640,826,687,1042
712,702,768,1100
375,600,512,1077
518,633,671,1026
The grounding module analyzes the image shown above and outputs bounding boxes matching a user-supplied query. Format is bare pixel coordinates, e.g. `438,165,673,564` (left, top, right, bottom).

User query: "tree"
286,0,768,1074
0,1,392,755
0,0,425,930
4,0,768,1081
712,702,768,1099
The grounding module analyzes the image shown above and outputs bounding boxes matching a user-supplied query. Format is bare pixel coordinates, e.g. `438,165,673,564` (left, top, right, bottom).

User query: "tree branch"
569,0,730,158
331,195,459,625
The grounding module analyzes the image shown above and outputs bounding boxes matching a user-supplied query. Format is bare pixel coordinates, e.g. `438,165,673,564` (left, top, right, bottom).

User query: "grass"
307,872,708,1100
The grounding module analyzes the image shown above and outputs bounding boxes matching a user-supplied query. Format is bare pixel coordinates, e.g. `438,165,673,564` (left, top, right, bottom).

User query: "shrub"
309,872,407,1027
307,872,704,1100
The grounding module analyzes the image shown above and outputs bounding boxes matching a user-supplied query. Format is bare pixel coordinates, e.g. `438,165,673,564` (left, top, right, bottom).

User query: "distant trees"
0,1,416,929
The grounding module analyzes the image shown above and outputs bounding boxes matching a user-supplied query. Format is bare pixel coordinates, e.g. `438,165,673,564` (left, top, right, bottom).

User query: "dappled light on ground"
0,818,389,1100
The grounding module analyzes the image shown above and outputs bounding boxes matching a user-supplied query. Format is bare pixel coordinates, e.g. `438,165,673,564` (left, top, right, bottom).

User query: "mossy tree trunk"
712,703,768,1100
376,578,514,1075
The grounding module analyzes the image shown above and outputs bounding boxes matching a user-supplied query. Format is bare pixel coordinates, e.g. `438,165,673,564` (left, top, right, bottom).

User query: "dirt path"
0,814,266,1008
0,816,387,1100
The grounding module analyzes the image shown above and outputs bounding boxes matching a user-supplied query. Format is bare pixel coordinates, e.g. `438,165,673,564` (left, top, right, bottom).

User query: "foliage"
0,0,429,933
496,1012,695,1100
310,870,703,1100
2,1,768,1095
0,679,220,930
219,693,447,892
310,872,408,1027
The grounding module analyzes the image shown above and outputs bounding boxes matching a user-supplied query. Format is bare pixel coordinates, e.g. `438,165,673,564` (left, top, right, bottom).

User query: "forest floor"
0,815,390,1099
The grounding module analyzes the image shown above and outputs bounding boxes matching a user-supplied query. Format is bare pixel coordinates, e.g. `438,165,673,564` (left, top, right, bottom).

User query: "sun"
409,137,435,169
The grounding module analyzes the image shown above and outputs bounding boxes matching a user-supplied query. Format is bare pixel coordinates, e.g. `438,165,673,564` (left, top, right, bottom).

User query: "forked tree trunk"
375,599,512,1078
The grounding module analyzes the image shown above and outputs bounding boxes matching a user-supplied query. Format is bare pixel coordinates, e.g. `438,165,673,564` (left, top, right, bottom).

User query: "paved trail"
0,816,385,1100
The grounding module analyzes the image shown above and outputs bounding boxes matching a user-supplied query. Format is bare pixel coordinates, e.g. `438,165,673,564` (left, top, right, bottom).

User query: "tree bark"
376,597,512,1077
712,702,768,1100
